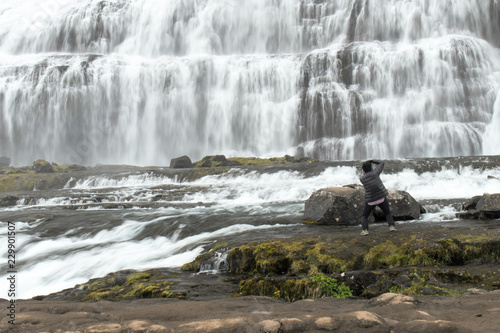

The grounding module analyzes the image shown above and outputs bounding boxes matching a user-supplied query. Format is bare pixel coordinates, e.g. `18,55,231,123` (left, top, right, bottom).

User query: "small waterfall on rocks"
0,0,499,165
198,251,230,274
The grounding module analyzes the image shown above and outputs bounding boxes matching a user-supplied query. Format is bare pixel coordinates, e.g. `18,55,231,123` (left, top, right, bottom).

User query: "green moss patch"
239,273,352,302
80,270,185,302
193,155,314,168
206,228,500,300
224,232,500,278
227,238,351,276
0,163,89,192
389,269,465,297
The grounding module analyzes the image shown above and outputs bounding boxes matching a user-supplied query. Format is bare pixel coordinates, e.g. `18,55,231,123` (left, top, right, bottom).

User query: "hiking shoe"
360,230,369,236
389,226,397,232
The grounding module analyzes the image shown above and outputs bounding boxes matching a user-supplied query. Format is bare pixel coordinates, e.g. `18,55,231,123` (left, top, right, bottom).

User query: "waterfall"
0,0,499,165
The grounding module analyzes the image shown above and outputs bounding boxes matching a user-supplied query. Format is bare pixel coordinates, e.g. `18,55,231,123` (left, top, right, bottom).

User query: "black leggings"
361,199,395,230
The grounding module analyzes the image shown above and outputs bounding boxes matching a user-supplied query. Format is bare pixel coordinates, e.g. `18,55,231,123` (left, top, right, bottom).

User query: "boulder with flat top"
304,185,422,225
303,184,369,225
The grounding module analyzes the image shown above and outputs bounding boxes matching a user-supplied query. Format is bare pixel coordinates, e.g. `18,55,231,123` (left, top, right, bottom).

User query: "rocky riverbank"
3,221,498,332
1,156,500,332
39,221,500,302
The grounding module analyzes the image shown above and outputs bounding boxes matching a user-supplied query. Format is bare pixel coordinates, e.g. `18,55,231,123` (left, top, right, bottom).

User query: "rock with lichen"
33,159,55,173
38,269,186,302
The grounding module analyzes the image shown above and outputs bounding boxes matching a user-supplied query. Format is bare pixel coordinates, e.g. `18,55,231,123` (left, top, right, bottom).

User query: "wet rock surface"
8,222,499,332
303,185,422,225
458,193,500,219
1,156,500,332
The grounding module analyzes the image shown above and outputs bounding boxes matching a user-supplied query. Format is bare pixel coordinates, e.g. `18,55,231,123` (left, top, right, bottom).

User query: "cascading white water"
0,0,499,165
299,35,498,159
0,53,300,165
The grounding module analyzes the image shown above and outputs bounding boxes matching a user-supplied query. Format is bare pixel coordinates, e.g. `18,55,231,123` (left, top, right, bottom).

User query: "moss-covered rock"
218,229,500,299
193,155,314,168
33,159,55,173
238,273,352,302
227,239,350,276
42,226,500,303
47,269,186,302
0,162,93,192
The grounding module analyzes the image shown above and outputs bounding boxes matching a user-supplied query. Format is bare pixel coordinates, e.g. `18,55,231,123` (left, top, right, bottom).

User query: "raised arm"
371,160,385,175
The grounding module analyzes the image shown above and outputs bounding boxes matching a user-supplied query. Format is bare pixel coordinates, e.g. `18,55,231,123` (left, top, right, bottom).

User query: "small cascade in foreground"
198,250,230,275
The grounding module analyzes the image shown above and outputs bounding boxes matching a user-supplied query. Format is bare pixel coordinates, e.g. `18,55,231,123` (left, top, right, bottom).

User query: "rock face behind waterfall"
457,193,500,219
304,185,421,225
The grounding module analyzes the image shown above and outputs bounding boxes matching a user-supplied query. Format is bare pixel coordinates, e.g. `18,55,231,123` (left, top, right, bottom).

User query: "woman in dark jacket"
359,159,396,235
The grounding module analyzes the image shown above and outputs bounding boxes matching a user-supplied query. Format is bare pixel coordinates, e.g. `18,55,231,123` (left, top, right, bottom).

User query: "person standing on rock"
359,159,396,236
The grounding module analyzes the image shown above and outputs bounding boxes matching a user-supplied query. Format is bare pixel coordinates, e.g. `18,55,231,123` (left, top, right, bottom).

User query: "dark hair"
362,161,372,173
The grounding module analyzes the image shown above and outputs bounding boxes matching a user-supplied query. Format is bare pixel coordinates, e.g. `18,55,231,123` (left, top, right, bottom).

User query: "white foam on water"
8,165,499,211
418,205,460,223
1,163,499,298
382,167,500,200
182,167,360,205
0,219,291,299
67,173,176,189
179,166,500,206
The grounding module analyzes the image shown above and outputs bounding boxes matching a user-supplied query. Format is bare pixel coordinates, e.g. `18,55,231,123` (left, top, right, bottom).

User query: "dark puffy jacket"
359,160,389,203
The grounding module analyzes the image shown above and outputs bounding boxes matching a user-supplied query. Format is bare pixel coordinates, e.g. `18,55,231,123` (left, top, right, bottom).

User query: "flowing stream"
1,158,500,299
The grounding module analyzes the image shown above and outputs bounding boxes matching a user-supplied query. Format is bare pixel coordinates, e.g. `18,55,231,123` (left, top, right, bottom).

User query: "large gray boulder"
457,193,500,219
169,155,193,169
373,190,423,221
304,185,422,225
303,184,369,225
